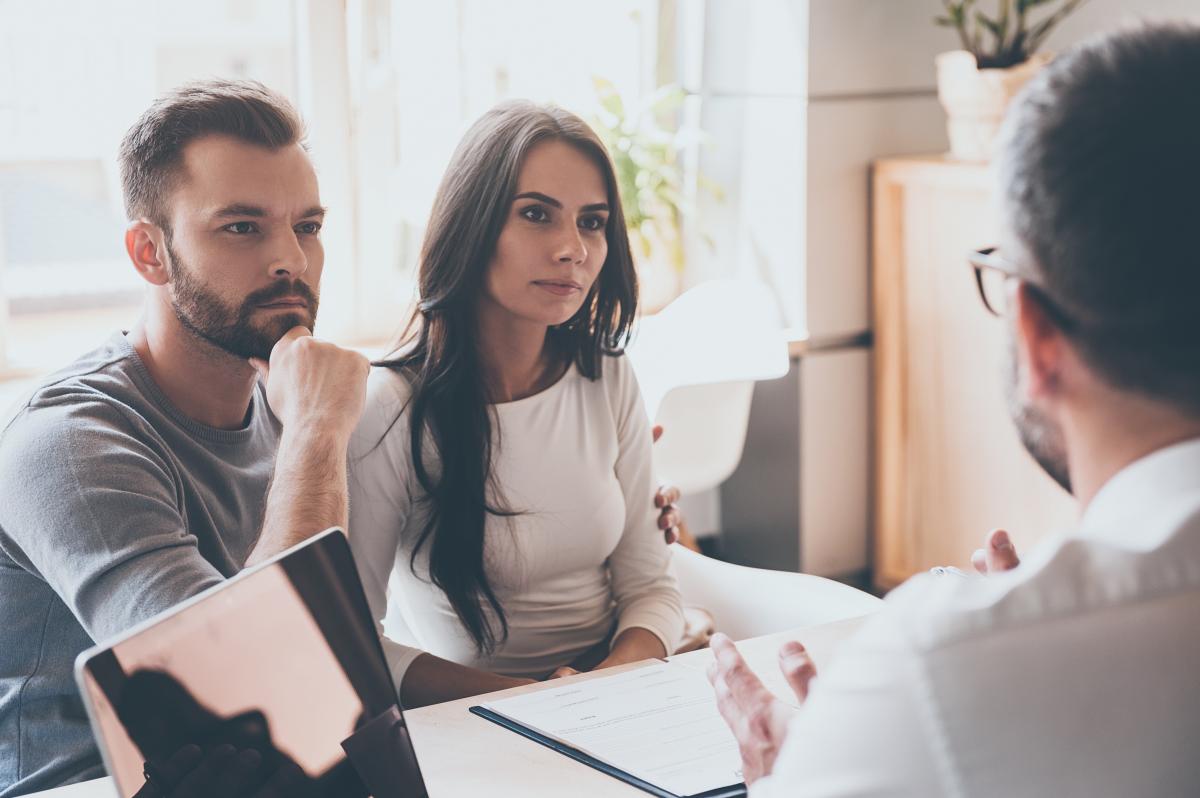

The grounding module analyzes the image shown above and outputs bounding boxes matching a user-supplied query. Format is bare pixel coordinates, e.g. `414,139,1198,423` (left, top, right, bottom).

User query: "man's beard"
166,241,319,361
1003,335,1073,494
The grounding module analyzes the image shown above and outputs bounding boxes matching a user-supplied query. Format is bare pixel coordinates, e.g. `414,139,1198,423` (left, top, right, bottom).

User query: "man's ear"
1011,281,1066,402
125,222,170,287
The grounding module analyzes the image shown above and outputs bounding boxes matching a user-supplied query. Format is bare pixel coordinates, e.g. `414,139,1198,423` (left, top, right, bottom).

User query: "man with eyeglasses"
709,22,1200,797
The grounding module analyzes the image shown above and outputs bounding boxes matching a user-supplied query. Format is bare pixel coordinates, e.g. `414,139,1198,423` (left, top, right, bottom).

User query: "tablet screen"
78,531,425,798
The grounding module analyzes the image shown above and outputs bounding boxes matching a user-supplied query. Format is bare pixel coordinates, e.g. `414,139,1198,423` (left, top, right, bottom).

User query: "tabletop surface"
405,614,869,797
29,614,870,798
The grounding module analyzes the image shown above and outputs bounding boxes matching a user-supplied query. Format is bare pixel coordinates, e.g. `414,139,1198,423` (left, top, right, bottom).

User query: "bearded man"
0,80,374,796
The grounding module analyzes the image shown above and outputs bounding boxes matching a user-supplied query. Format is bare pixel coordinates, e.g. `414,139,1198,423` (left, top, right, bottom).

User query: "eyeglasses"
968,247,1077,332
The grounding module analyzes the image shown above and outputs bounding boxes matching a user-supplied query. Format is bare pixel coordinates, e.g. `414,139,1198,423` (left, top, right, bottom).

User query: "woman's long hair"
378,101,639,654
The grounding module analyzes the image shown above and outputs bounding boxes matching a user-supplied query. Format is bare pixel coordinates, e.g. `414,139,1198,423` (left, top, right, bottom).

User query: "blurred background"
2,0,1196,593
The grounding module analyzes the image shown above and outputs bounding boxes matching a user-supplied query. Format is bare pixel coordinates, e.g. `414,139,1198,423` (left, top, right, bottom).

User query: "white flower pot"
936,50,1051,162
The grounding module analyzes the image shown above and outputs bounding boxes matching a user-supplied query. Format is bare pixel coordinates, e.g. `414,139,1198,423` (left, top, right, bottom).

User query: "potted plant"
590,77,720,313
935,0,1088,160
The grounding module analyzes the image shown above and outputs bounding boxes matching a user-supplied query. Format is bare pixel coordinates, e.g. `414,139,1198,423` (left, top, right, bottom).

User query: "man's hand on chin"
249,326,370,440
706,633,817,786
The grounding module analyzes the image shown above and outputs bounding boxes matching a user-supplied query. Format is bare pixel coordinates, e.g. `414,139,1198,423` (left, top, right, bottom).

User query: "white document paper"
481,662,744,797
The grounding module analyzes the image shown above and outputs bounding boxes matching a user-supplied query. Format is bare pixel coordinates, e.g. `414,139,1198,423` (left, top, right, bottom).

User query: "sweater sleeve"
347,368,426,696
604,355,686,655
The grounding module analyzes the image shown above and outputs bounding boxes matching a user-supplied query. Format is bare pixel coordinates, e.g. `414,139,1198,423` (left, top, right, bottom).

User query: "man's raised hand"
971,528,1021,575
706,633,808,785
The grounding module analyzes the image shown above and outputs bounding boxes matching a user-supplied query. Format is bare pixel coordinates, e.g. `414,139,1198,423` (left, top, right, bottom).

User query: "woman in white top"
348,101,685,708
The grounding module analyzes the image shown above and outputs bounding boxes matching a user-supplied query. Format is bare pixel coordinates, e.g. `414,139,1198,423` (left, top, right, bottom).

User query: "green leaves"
589,78,720,273
935,0,1089,68
593,76,626,120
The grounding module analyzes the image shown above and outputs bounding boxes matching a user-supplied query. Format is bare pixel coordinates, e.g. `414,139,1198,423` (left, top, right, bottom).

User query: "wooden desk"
31,616,868,798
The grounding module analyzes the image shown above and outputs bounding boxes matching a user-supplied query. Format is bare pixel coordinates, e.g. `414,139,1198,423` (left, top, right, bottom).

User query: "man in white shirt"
708,23,1200,798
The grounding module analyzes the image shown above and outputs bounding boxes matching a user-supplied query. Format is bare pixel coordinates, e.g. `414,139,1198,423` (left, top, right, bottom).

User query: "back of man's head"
119,79,304,233
998,23,1200,416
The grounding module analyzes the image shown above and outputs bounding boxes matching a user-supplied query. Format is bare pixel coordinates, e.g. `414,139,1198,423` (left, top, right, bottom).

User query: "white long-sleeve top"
753,437,1200,798
347,354,684,692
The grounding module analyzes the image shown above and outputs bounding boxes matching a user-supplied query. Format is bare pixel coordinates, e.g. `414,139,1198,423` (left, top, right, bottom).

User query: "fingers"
657,505,679,544
548,666,580,680
250,324,312,382
708,634,772,708
971,548,989,575
248,358,269,382
654,485,682,545
706,633,783,785
777,641,817,703
266,325,315,366
652,424,664,443
280,324,314,342
654,485,681,508
986,528,1020,573
706,643,746,730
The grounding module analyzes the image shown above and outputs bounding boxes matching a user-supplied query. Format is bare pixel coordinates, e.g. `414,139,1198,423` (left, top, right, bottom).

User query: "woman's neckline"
490,360,577,409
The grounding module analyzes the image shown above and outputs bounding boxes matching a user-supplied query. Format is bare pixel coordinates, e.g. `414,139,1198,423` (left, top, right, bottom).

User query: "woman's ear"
125,222,171,287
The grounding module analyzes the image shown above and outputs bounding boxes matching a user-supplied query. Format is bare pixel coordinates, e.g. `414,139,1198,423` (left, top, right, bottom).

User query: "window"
0,1,729,374
0,0,300,370
345,0,667,338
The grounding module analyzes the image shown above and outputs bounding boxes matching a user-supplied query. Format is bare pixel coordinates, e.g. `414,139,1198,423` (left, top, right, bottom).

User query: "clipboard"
469,704,747,798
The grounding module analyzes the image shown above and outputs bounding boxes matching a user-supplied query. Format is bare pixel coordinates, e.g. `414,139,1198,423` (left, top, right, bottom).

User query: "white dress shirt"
346,356,683,690
756,438,1200,798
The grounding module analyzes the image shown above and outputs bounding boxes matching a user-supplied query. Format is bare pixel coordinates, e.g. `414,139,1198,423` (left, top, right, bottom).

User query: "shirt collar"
1076,436,1200,548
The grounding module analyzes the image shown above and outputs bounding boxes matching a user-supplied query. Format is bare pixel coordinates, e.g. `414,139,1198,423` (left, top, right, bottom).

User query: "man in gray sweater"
0,80,372,796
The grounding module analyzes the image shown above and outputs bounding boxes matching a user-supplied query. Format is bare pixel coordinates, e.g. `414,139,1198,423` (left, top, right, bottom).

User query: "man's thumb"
248,358,269,383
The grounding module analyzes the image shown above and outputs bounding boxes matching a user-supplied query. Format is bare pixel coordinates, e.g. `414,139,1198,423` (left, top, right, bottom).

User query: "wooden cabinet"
871,156,1076,590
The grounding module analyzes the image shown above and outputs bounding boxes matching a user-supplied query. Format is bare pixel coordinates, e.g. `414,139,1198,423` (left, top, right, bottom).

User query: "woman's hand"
651,425,684,544
652,424,705,551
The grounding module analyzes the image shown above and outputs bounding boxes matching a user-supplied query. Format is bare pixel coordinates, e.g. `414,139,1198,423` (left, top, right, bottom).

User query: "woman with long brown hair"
347,101,684,707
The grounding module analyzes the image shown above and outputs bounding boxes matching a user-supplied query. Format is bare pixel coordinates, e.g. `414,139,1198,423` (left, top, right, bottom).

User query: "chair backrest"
650,381,754,493
627,279,788,494
671,544,883,640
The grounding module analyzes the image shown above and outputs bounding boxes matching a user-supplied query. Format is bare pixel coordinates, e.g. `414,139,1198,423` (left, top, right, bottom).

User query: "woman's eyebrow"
513,191,609,213
514,191,561,208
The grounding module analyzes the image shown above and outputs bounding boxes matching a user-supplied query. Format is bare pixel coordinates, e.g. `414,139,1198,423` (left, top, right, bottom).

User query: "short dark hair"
118,79,304,229
998,23,1200,414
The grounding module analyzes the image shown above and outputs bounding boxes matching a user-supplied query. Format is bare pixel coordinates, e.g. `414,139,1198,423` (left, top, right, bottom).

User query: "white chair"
627,279,790,495
671,544,882,640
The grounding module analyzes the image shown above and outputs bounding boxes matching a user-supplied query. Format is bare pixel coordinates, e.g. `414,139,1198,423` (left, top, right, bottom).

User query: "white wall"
801,0,1200,340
